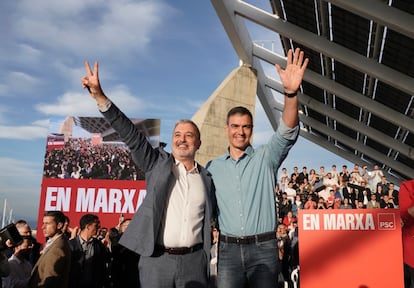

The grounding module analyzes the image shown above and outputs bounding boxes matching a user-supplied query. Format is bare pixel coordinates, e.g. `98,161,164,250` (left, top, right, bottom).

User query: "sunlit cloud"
0,124,49,140
14,0,175,59
35,85,145,116
0,71,41,97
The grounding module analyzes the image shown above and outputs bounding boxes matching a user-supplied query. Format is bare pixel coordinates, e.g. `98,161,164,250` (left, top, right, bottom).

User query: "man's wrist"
284,91,298,98
98,99,112,112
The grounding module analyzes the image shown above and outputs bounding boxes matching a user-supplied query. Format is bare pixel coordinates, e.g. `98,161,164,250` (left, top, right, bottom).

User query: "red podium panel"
298,209,404,288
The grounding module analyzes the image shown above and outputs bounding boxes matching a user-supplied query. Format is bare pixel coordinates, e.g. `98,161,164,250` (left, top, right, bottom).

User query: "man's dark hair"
44,211,66,225
79,214,100,230
108,227,120,245
226,106,253,124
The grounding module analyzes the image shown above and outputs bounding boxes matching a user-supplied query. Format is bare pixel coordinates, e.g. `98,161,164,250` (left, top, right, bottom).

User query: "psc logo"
377,213,396,230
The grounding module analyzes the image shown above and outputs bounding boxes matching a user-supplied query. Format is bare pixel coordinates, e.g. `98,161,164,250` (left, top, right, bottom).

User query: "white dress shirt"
157,160,206,248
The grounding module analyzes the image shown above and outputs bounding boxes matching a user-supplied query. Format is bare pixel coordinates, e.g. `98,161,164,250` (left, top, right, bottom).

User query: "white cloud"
14,0,175,58
3,71,42,96
35,91,100,116
0,157,42,222
32,119,51,127
0,84,9,96
0,110,47,141
35,85,145,116
0,157,40,178
16,44,43,65
0,106,8,123
0,125,49,140
53,61,118,92
0,108,50,140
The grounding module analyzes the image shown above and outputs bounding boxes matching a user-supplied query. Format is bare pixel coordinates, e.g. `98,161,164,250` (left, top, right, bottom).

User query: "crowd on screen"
0,162,403,288
43,137,145,181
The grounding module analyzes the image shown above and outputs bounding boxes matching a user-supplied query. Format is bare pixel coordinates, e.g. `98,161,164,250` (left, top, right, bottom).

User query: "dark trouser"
217,239,279,288
139,249,208,288
405,263,414,288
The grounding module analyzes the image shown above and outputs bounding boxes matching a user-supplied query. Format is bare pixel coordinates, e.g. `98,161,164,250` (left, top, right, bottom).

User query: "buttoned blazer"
29,235,71,288
102,103,216,258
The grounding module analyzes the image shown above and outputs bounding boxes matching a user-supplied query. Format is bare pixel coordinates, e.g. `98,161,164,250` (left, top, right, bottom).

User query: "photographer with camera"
2,236,33,288
0,251,10,287
0,222,26,288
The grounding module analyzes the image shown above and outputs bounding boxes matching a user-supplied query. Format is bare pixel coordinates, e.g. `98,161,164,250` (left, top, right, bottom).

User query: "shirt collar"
79,235,93,245
174,159,199,174
224,145,253,160
45,233,62,251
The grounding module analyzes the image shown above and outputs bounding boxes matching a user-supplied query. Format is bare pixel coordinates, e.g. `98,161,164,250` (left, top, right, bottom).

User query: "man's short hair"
44,211,66,225
226,106,253,124
79,214,100,230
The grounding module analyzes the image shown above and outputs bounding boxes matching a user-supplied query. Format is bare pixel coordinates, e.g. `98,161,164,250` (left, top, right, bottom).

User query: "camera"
0,223,23,251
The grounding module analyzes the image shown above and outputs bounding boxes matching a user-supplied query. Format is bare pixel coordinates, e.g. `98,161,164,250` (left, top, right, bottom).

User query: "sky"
0,0,353,228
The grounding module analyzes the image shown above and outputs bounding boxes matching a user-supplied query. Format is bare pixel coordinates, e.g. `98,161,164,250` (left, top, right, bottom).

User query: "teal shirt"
207,121,299,236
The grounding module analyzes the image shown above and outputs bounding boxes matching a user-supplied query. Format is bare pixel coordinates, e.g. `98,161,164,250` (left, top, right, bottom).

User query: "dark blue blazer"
68,236,109,288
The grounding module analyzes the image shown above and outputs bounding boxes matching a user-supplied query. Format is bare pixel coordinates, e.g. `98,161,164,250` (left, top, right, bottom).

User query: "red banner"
36,178,146,244
37,115,159,244
46,133,65,150
298,209,404,287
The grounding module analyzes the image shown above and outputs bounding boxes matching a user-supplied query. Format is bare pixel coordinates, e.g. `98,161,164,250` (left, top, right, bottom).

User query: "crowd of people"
3,46,409,288
0,212,141,288
0,164,401,288
43,137,145,181
273,163,400,287
276,164,399,220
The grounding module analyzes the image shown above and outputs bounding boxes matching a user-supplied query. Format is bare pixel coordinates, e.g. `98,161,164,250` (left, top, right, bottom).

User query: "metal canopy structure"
211,0,414,185
73,117,160,143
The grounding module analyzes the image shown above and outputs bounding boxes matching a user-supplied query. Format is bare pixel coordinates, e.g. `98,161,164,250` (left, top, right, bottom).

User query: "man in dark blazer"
29,211,71,288
68,214,109,288
82,61,216,288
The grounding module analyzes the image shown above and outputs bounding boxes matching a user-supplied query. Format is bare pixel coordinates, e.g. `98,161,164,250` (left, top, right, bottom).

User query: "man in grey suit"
82,61,216,288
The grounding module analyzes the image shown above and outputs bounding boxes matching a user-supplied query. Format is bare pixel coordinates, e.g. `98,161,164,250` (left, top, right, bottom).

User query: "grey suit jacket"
101,103,216,258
